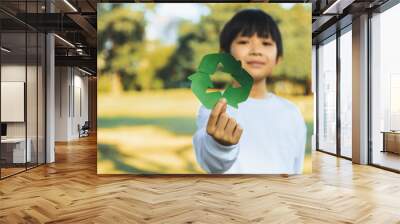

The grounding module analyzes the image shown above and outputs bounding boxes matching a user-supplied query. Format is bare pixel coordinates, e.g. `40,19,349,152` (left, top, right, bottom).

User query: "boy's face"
230,33,280,82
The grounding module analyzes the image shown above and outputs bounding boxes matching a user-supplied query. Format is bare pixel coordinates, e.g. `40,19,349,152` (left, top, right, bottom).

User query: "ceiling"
0,0,97,74
0,0,393,74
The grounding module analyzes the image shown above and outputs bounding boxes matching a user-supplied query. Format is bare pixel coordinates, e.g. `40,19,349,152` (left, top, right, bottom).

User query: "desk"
381,131,400,154
1,138,31,163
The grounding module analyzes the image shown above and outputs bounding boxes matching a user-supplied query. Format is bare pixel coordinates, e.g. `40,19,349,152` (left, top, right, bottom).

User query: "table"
381,131,400,154
1,138,32,163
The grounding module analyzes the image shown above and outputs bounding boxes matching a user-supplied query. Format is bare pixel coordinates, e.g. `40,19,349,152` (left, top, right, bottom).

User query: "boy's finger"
233,125,243,143
225,118,237,136
207,98,226,128
216,113,229,133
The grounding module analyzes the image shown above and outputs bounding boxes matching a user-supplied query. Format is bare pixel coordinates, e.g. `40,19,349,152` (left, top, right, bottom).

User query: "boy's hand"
206,98,243,146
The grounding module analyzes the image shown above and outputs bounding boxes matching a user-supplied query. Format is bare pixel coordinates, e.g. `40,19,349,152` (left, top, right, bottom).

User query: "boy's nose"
249,45,262,56
249,51,262,56
248,41,262,56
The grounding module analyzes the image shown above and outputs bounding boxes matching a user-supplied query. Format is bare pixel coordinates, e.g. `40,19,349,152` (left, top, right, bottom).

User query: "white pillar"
352,14,369,164
46,33,55,163
46,1,55,163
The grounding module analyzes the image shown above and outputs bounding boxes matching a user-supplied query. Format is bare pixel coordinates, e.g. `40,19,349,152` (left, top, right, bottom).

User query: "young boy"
192,9,307,174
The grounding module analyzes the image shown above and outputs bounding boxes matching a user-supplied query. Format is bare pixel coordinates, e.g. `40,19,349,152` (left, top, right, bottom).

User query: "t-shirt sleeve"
292,107,307,174
192,105,239,174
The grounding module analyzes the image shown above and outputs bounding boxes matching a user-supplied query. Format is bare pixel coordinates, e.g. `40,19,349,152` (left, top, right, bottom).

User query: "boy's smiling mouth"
246,60,266,68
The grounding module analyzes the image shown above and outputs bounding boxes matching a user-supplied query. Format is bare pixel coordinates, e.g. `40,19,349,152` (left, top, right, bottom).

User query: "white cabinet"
1,138,32,163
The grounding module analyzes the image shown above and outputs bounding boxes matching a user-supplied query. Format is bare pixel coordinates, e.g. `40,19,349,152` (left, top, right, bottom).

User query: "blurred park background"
97,3,312,174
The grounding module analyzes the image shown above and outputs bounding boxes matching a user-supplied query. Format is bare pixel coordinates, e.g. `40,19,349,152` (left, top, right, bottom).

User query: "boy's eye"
238,40,248,44
262,42,273,46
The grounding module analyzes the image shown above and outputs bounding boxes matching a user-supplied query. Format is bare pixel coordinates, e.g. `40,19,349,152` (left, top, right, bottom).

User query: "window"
371,2,400,171
0,1,47,179
339,27,352,158
317,35,337,154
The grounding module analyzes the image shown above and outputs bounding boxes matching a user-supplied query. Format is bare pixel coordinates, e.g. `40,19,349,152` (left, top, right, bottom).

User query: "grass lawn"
98,89,313,174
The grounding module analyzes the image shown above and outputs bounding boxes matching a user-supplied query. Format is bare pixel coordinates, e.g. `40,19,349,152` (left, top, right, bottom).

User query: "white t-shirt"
192,92,307,174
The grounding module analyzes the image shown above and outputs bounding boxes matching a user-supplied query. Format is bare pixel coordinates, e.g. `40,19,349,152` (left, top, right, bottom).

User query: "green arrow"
188,53,254,109
188,72,222,109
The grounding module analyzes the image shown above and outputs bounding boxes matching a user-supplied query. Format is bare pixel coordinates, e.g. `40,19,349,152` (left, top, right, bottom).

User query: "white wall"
55,67,69,141
1,65,40,138
1,65,26,140
1,65,26,126
1,63,46,164
55,67,89,141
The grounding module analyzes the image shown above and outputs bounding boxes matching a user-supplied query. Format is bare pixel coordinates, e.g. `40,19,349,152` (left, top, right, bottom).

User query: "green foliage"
98,3,311,93
98,3,172,91
98,4,145,90
272,4,312,80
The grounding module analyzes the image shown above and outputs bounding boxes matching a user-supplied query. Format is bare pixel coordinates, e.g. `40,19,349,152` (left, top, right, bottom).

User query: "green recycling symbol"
188,53,254,109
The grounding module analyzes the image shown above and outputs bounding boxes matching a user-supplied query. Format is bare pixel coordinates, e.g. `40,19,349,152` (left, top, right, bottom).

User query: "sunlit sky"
138,3,297,44
145,3,209,44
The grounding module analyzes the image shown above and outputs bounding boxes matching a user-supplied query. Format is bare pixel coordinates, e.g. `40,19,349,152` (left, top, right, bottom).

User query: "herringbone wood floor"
1,135,400,224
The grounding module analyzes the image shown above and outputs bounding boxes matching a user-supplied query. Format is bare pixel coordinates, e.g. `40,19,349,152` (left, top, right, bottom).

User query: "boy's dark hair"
219,9,283,59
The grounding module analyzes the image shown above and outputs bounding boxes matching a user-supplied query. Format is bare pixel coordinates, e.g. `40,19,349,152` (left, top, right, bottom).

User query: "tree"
98,3,146,91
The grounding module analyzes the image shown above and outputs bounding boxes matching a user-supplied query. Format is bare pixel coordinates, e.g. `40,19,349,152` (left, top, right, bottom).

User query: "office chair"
79,121,90,138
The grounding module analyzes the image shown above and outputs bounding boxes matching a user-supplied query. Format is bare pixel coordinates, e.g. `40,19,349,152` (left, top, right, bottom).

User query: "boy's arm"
193,105,240,174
